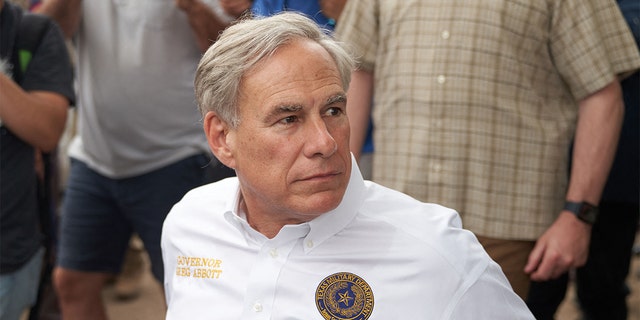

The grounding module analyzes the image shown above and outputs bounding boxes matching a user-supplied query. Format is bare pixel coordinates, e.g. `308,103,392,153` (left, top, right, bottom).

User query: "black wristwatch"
563,201,599,225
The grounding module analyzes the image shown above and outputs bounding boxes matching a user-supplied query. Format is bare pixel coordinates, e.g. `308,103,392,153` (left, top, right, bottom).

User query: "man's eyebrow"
264,94,346,122
326,93,347,105
273,104,303,113
263,104,303,122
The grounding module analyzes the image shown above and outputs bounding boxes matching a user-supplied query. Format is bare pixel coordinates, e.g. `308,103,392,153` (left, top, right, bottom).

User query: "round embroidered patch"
315,272,374,320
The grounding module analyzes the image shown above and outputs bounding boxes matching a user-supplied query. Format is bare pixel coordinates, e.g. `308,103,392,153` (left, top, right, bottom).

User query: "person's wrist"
563,201,598,225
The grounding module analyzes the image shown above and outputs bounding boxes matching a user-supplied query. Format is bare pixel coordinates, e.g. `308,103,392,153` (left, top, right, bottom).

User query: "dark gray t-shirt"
0,2,75,273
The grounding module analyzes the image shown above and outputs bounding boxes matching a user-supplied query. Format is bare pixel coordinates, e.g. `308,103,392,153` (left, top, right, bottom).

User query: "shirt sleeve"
22,19,75,105
549,0,640,101
447,261,535,320
334,0,379,72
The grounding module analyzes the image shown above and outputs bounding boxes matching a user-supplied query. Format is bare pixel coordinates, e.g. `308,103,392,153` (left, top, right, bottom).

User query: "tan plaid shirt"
336,0,640,240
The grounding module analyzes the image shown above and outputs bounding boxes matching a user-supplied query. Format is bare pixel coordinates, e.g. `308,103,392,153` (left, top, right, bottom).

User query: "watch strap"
563,201,598,225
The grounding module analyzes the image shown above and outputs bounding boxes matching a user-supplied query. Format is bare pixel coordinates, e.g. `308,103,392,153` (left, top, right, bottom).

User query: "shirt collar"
223,155,366,250
304,155,365,252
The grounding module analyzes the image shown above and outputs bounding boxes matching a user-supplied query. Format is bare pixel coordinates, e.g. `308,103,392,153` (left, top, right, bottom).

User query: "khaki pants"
476,235,536,300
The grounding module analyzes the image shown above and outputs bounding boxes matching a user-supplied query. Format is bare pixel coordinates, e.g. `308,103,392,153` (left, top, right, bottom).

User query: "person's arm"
346,69,373,160
0,73,69,152
524,79,624,281
219,0,252,18
451,262,536,319
34,0,82,39
175,0,231,52
319,0,347,22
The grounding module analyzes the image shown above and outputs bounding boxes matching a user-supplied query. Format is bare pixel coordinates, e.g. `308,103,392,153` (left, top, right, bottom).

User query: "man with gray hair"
161,12,534,319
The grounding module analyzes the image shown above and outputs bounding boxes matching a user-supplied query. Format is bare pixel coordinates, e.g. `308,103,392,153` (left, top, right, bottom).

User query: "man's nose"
304,118,337,158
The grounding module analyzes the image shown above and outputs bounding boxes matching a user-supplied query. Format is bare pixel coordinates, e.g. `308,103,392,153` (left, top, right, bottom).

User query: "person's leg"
52,269,112,320
123,154,221,283
0,247,44,320
113,234,146,300
475,235,535,300
54,160,132,320
526,274,569,320
576,201,639,320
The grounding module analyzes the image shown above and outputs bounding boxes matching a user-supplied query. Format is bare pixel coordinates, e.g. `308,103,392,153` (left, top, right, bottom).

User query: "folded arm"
0,73,69,152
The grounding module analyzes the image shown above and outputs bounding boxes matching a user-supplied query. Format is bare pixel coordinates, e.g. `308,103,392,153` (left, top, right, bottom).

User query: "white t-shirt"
162,159,534,319
68,0,215,178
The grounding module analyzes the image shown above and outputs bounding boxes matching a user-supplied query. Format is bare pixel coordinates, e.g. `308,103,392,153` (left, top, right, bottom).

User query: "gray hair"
194,11,355,128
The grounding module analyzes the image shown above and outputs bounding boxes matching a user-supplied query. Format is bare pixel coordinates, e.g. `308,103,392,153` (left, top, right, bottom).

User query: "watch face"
564,201,598,224
579,205,598,224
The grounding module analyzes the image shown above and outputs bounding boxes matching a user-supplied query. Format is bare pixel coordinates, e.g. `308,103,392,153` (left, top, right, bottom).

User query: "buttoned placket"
240,224,310,319
428,23,454,185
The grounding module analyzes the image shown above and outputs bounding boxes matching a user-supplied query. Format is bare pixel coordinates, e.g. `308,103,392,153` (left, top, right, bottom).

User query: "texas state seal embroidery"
315,272,374,320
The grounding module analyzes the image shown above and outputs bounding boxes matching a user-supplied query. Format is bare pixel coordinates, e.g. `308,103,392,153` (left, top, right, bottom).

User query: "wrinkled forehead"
239,39,342,99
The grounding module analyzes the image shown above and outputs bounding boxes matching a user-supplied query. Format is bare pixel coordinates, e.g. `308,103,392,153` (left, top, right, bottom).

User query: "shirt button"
437,75,446,84
441,30,450,39
269,248,278,258
432,163,442,172
253,302,263,312
306,240,314,248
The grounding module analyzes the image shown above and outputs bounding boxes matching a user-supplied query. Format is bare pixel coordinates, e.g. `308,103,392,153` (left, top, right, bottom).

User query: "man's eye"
279,115,298,124
325,107,344,117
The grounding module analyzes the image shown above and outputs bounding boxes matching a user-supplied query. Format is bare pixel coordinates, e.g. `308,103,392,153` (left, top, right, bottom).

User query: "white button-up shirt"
161,159,534,319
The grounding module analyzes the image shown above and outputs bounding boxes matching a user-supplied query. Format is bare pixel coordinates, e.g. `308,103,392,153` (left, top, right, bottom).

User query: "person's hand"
319,0,347,22
174,0,227,52
219,0,252,18
175,0,195,11
524,211,592,280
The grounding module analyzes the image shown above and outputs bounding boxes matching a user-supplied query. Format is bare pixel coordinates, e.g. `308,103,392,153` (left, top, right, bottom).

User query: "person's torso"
71,0,211,178
162,179,494,319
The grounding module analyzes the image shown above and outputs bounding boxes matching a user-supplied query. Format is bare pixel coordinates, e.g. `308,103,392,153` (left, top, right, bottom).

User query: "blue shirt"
251,0,335,31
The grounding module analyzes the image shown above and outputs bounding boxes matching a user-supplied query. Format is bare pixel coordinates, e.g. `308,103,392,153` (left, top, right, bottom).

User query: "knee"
53,267,106,302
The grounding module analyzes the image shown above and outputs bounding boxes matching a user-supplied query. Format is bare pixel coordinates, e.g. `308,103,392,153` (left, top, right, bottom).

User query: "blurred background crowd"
1,0,638,319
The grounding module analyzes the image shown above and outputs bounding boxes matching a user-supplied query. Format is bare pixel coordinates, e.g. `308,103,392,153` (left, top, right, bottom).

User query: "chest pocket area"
112,0,178,30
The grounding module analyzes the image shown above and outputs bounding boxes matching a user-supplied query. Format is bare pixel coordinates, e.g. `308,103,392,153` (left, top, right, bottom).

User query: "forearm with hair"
566,79,624,204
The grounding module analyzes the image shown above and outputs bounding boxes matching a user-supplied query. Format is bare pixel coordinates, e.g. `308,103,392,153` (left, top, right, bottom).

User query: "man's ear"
204,111,236,169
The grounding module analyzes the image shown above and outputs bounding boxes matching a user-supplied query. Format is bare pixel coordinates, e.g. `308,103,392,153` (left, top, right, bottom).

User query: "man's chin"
294,190,346,215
